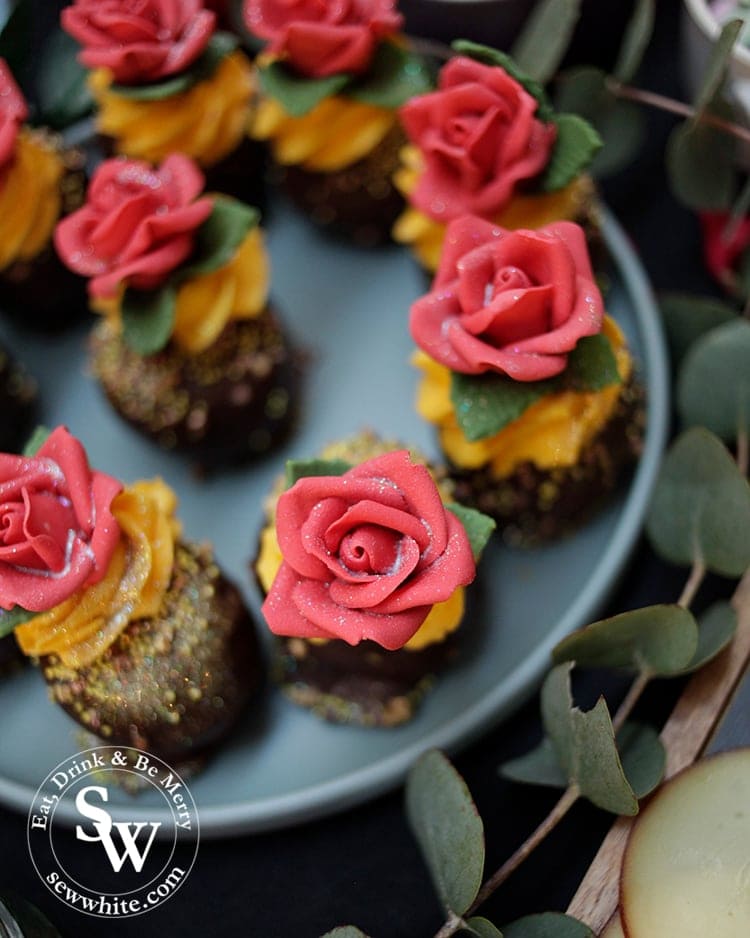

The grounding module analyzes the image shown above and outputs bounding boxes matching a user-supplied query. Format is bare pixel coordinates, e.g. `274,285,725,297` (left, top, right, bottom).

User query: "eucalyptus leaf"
347,41,433,109
646,427,750,577
259,60,350,117
499,737,567,789
551,604,699,676
613,0,655,83
739,244,750,299
22,425,50,456
510,0,582,85
35,29,93,130
693,18,743,113
666,119,736,212
0,606,35,638
502,912,594,938
677,319,750,442
451,41,553,122
541,663,639,815
406,749,485,916
617,722,665,799
284,458,352,488
539,113,602,192
462,917,504,938
679,600,737,674
658,292,738,367
451,334,620,442
446,504,496,560
180,197,260,280
320,928,371,938
121,284,176,356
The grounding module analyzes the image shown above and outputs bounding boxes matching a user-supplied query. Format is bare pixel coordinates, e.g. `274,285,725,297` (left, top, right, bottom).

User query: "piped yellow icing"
0,129,63,270
15,479,181,669
92,226,270,354
393,144,597,272
89,51,255,167
251,94,396,172
414,317,632,478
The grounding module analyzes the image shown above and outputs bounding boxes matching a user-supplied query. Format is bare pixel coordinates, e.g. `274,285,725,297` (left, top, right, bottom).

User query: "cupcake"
61,0,266,208
409,215,645,546
243,0,433,246
393,43,603,273
254,432,494,726
0,60,88,333
0,426,263,764
54,153,299,469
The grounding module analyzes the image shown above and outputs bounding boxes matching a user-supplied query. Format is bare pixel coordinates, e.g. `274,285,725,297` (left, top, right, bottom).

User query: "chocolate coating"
0,135,90,333
90,305,301,469
278,124,406,247
43,541,264,764
449,376,646,546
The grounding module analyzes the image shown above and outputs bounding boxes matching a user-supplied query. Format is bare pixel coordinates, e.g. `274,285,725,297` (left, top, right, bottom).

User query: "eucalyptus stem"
611,670,650,734
678,557,707,609
737,423,749,476
433,911,465,938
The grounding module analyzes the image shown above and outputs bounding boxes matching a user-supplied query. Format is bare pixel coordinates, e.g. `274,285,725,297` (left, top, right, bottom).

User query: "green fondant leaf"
510,0,583,85
22,425,51,456
0,606,35,638
109,32,239,101
180,196,260,280
450,40,554,122
539,113,603,192
35,28,94,130
446,503,496,561
121,284,177,356
258,60,350,117
406,749,485,916
451,333,620,442
284,458,352,489
347,41,433,108
502,912,593,938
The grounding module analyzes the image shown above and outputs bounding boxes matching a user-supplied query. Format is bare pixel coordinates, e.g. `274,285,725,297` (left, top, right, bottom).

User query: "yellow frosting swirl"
92,226,270,354
0,129,63,270
251,94,396,172
89,50,255,167
15,479,181,669
393,144,597,272
414,317,632,478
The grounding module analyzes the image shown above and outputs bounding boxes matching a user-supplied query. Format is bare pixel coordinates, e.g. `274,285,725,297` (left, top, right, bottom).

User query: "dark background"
0,1,737,935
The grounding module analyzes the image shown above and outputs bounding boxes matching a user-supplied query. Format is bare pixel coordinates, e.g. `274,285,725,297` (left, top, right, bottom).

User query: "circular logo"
27,747,199,919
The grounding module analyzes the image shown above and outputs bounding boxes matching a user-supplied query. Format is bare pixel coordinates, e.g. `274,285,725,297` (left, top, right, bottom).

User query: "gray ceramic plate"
0,202,669,837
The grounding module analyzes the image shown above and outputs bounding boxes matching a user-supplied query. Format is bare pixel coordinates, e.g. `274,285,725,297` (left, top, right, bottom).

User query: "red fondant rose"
54,153,213,298
410,215,604,381
243,0,402,78
0,59,28,170
61,0,216,85
400,56,557,221
0,426,122,613
262,451,475,649
700,211,750,296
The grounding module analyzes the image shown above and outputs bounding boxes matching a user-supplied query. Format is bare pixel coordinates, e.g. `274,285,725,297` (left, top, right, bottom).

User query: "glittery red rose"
0,59,28,170
0,426,122,613
54,153,213,299
400,56,557,222
410,215,604,381
700,210,750,295
243,0,402,78
61,0,216,85
262,451,476,649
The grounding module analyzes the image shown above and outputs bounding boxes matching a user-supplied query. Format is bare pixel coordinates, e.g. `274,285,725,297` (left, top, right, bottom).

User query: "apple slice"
620,748,750,938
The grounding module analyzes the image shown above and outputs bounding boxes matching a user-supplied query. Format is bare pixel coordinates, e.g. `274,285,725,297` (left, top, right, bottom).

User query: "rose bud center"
338,523,401,575
1,491,79,573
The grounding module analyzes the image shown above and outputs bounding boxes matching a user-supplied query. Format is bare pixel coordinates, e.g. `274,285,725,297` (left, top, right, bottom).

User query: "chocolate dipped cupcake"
61,0,267,210
55,153,299,469
410,215,644,546
0,60,88,333
2,426,263,766
254,431,494,726
243,0,433,246
393,43,603,274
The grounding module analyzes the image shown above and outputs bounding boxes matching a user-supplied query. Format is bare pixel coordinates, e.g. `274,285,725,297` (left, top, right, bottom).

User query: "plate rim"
0,205,670,837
